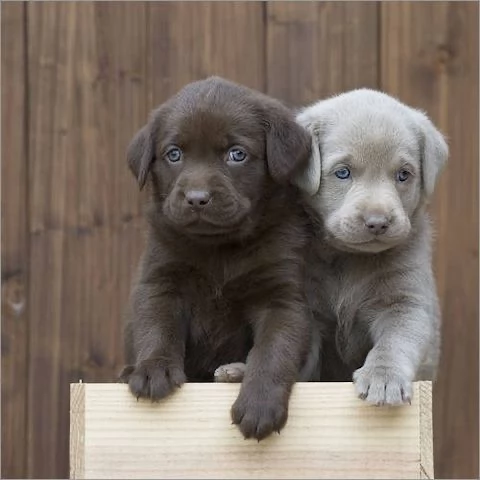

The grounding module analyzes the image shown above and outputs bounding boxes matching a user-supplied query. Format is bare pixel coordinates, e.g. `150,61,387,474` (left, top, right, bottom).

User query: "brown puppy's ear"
264,102,312,184
127,122,155,190
411,109,449,198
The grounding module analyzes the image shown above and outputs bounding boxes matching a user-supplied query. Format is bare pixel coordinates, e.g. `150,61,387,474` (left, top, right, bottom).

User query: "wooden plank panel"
1,3,29,478
381,2,479,478
26,3,148,477
147,2,265,104
70,382,432,479
266,2,379,105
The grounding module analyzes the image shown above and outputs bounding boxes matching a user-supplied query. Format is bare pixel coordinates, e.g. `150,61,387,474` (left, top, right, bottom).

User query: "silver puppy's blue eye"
166,147,182,163
397,169,410,182
228,148,247,163
335,167,351,179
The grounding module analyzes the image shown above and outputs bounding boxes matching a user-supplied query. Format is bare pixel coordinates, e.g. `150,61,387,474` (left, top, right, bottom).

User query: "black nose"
364,214,390,235
185,190,211,208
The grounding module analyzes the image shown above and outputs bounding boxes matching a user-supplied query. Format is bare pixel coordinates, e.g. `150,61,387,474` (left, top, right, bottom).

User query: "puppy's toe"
148,366,185,400
168,366,187,387
128,369,150,399
384,382,404,405
214,362,246,383
352,368,370,399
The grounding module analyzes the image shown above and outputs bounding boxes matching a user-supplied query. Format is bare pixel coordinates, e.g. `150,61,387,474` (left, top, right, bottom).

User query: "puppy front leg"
120,282,186,401
353,306,432,405
214,318,322,384
231,299,310,440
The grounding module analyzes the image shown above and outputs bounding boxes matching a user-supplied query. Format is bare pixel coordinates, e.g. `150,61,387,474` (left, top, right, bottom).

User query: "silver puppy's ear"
127,122,155,190
292,113,322,196
412,110,449,197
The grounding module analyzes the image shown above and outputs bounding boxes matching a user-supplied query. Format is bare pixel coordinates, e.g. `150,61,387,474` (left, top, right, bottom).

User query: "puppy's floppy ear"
411,109,449,197
263,102,312,184
292,111,322,196
127,122,155,190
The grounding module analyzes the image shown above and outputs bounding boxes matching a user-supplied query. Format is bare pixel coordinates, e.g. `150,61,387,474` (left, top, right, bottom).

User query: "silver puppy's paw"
353,364,413,406
214,362,246,383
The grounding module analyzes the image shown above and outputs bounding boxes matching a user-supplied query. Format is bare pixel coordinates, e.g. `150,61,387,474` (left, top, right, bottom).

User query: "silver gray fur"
295,88,448,405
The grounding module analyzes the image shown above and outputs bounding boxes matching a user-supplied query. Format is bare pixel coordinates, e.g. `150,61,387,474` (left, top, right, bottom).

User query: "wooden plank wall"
1,2,478,479
380,4,479,477
1,3,29,477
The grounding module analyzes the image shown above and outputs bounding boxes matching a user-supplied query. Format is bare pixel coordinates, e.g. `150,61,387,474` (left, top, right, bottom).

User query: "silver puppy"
295,89,448,405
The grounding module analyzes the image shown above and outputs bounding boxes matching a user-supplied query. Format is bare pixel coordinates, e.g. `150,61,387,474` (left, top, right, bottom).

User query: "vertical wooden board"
147,2,265,105
419,382,434,479
70,384,85,480
381,2,479,478
1,3,29,478
266,2,379,106
26,3,148,477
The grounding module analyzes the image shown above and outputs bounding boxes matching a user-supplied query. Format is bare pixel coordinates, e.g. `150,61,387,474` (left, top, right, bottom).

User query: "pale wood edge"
419,381,434,479
70,383,86,479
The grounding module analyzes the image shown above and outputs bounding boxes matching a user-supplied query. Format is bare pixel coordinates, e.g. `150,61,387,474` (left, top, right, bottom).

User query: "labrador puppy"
120,76,315,440
294,89,448,405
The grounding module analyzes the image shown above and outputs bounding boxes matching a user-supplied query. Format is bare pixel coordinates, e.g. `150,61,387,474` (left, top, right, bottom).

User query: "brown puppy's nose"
364,214,390,235
185,190,211,208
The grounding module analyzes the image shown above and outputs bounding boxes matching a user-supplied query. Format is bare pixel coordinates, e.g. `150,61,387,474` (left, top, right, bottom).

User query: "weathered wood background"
2,2,478,478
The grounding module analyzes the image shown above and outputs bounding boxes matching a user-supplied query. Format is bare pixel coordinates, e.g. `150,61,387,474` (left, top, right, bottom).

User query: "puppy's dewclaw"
295,88,448,403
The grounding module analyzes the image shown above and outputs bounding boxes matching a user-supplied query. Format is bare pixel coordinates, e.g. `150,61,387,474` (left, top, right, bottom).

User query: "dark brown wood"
381,2,479,478
1,3,29,478
147,1,265,104
266,2,379,105
26,3,148,477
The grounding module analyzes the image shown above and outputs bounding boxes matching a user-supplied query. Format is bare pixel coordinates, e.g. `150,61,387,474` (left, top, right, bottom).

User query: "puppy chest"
181,277,253,380
179,271,250,336
310,262,371,323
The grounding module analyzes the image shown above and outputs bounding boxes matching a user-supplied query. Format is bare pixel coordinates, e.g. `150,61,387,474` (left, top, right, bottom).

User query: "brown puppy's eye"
165,147,182,163
228,148,247,163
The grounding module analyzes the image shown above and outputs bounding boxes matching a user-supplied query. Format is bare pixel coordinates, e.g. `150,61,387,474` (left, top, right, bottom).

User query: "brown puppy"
120,77,313,440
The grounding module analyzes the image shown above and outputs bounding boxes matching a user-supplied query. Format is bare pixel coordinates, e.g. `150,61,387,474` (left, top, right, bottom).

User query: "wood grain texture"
381,3,479,478
26,3,148,477
419,382,433,479
266,2,379,105
147,1,265,105
1,3,29,478
70,383,85,480
70,382,432,479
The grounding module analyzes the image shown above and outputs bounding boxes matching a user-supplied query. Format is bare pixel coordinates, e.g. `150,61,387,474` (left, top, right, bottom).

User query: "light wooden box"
70,381,433,479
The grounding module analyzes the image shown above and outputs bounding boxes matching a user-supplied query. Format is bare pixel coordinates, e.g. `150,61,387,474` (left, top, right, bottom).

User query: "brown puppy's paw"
214,362,246,383
353,363,413,406
125,358,186,401
231,382,289,441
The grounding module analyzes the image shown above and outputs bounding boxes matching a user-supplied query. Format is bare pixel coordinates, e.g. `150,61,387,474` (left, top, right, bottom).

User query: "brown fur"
119,77,313,440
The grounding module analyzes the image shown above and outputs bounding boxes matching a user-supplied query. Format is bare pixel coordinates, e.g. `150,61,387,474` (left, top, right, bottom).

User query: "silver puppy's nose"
185,190,211,208
364,214,390,235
